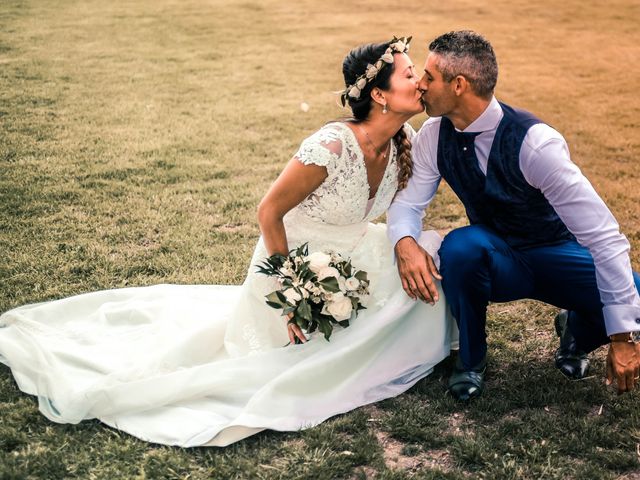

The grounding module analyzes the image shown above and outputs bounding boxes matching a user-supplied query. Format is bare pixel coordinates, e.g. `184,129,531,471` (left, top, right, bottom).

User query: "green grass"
1,0,640,478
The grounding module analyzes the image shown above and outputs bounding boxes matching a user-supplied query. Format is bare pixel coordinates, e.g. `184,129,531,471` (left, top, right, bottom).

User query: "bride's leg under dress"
0,229,457,447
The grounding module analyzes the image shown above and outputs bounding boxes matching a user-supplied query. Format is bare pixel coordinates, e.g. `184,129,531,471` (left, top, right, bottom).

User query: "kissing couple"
1,30,639,447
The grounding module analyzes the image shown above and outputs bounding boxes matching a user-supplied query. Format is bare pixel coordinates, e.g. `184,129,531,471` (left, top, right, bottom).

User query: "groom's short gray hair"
429,30,498,98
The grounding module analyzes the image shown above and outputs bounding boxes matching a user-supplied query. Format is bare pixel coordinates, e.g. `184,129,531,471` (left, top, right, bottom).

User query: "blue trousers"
438,224,640,370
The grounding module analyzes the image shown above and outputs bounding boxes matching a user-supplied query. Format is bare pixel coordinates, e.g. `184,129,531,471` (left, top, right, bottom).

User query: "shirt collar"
460,96,502,133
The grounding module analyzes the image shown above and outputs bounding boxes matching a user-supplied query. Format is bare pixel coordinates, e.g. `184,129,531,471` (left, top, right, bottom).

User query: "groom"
387,30,640,401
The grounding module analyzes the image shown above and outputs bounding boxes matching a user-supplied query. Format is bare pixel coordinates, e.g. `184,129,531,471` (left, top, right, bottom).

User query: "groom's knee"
439,225,494,273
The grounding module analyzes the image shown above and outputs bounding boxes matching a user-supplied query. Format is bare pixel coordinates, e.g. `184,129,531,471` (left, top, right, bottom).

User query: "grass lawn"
1,0,639,478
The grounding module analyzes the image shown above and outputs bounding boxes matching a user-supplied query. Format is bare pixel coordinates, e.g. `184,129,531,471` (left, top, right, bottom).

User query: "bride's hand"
394,236,442,304
287,316,307,345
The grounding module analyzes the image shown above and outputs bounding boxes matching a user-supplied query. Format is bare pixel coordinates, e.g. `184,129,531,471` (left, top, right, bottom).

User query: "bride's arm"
257,158,327,256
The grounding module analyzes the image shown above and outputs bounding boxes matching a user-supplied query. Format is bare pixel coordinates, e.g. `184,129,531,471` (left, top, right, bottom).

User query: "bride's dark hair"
342,41,413,191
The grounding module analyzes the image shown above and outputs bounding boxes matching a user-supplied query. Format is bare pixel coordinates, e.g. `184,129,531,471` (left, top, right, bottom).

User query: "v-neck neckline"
339,122,396,203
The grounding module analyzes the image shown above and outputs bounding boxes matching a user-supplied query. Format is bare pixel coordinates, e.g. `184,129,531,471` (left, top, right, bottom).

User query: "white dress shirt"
387,96,640,335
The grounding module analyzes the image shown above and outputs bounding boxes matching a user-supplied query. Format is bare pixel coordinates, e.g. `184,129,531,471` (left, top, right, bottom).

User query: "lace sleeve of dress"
293,123,344,171
403,122,417,141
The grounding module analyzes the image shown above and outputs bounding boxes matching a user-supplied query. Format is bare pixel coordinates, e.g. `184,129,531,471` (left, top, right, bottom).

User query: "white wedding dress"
0,122,457,447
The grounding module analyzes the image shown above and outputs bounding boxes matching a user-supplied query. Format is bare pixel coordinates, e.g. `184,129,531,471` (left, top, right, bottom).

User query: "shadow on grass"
375,351,640,479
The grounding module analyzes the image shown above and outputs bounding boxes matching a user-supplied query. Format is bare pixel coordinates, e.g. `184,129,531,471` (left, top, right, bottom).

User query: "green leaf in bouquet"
294,243,309,257
318,318,333,341
255,264,274,276
265,291,285,309
338,319,350,328
298,261,311,276
343,263,352,277
266,253,287,269
283,305,296,315
301,268,316,283
319,276,340,293
296,298,312,321
354,270,368,282
275,291,288,304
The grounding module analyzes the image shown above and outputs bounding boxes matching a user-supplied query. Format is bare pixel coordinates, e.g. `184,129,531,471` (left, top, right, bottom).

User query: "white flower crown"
339,36,412,107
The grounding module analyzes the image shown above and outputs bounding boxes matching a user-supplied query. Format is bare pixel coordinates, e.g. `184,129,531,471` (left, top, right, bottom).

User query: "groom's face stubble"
418,53,457,118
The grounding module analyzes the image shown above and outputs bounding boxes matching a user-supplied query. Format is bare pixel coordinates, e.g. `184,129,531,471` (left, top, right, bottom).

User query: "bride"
0,37,457,447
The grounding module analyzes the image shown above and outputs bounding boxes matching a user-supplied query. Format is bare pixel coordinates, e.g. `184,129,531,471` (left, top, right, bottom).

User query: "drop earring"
382,103,388,114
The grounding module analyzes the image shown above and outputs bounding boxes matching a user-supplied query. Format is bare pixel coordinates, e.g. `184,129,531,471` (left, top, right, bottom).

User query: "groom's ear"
452,75,470,97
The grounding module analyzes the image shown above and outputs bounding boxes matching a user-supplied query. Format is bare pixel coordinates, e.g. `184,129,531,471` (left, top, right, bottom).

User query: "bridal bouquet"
256,243,370,342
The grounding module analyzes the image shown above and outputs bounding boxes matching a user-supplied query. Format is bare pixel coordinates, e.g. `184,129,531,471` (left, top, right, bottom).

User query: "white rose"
318,266,340,281
356,78,367,89
348,85,361,98
283,288,302,304
338,276,347,292
306,252,331,273
326,293,353,321
390,41,406,52
381,52,394,63
299,287,309,299
345,277,360,291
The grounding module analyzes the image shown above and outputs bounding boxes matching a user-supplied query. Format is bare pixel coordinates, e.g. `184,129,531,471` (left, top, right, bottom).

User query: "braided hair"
342,42,413,191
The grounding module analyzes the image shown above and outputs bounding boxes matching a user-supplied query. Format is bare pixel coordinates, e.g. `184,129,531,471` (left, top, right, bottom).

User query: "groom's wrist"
395,236,417,249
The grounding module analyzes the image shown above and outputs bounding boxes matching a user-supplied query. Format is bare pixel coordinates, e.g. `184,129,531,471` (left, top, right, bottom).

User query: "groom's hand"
606,337,640,394
394,236,442,304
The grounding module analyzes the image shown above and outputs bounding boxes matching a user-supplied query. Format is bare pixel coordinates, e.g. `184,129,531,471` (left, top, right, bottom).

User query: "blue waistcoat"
436,102,574,248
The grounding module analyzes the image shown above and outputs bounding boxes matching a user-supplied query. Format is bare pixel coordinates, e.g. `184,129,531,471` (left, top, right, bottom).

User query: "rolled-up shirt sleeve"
387,120,442,248
521,124,640,335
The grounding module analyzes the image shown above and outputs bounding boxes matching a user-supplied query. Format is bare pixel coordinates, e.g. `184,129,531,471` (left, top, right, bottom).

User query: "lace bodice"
289,122,413,226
